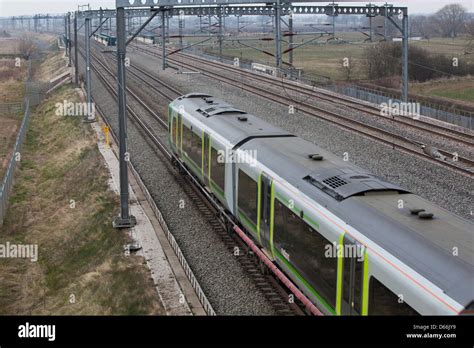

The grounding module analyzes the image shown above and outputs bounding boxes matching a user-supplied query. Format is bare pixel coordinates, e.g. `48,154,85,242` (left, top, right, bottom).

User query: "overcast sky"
1,0,473,17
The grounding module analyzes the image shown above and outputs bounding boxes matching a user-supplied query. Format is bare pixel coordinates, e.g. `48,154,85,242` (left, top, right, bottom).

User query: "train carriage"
93,33,116,47
168,93,474,316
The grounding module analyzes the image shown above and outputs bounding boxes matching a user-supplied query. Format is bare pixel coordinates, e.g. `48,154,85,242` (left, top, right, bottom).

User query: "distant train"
168,93,473,315
251,63,277,77
136,34,157,45
93,33,116,47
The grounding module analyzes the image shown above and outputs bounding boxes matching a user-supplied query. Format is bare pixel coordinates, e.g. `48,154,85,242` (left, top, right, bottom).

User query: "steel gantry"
0,14,67,33
108,0,409,229
2,2,409,228
65,1,409,227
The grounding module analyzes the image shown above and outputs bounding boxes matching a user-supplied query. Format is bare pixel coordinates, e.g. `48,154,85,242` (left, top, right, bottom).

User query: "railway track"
128,43,474,176
131,43,474,147
175,49,474,147
77,44,307,316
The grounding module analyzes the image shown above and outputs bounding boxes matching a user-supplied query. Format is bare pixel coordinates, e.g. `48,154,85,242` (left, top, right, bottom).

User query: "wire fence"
0,59,33,227
328,84,473,130
0,98,30,226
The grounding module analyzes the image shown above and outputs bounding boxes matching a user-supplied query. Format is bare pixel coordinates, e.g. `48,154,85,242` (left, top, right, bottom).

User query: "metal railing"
0,98,30,226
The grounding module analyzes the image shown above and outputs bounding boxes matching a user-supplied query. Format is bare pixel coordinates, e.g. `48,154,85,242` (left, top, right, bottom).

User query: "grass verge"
0,85,164,315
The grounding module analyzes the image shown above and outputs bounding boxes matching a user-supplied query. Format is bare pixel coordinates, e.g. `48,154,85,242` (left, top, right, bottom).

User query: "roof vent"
409,208,434,219
350,175,370,179
308,154,324,161
418,212,434,219
323,176,348,189
238,116,248,122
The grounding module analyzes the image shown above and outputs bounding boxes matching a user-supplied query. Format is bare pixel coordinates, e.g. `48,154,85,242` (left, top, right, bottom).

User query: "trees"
364,42,474,82
434,4,467,38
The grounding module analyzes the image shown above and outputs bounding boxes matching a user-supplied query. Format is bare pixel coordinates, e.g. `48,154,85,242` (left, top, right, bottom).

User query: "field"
194,33,474,103
410,77,474,105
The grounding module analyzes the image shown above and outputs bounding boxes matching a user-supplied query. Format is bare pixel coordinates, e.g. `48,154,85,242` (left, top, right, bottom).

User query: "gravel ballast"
127,46,473,221
77,45,277,315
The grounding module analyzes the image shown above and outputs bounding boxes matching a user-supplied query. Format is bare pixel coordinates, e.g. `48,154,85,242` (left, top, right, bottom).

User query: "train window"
238,169,258,227
274,199,337,308
182,125,192,155
210,147,225,194
368,277,419,315
171,116,176,145
353,259,363,313
182,125,201,169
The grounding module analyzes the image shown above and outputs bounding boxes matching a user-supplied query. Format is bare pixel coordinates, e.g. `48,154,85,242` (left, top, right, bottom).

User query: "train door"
339,234,364,315
203,132,210,186
177,112,182,154
170,110,177,149
259,173,272,252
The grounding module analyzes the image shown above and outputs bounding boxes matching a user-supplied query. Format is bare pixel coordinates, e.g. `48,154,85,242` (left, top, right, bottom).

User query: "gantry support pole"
179,14,184,49
99,8,103,35
274,0,282,70
113,7,136,229
161,9,167,70
74,14,79,85
401,12,409,102
84,17,93,122
288,12,293,67
64,15,68,56
218,6,223,62
166,14,169,42
67,14,72,66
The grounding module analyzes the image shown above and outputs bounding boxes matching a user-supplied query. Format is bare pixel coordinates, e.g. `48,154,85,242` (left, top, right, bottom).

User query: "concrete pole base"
113,215,137,229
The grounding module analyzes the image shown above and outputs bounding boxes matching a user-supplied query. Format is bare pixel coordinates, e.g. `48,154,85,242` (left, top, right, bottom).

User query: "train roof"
173,94,474,307
240,135,474,309
172,94,291,146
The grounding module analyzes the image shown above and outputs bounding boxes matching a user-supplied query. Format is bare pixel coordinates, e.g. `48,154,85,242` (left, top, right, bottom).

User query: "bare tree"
434,4,467,38
410,15,439,39
18,39,36,59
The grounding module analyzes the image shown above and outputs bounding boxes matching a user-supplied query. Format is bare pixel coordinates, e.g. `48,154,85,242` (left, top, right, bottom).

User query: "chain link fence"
0,98,30,226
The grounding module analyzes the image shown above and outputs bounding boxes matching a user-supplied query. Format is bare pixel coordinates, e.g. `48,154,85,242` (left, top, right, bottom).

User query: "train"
168,93,473,315
136,34,157,45
251,63,277,77
93,33,116,47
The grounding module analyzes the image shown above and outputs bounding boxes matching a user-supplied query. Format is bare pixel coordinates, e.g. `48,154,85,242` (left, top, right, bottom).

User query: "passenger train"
168,93,474,315
136,34,157,45
93,33,116,47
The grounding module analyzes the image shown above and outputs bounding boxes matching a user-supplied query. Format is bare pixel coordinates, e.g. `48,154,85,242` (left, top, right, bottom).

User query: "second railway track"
125,43,474,176
77,43,307,316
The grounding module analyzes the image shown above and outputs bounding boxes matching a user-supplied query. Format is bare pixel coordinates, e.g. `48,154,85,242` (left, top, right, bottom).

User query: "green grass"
430,88,474,103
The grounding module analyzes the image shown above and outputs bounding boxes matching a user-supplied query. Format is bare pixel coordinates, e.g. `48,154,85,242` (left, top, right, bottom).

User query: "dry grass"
0,116,21,178
201,34,474,82
0,58,27,103
34,51,69,82
0,84,164,315
0,38,21,55
410,77,474,106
